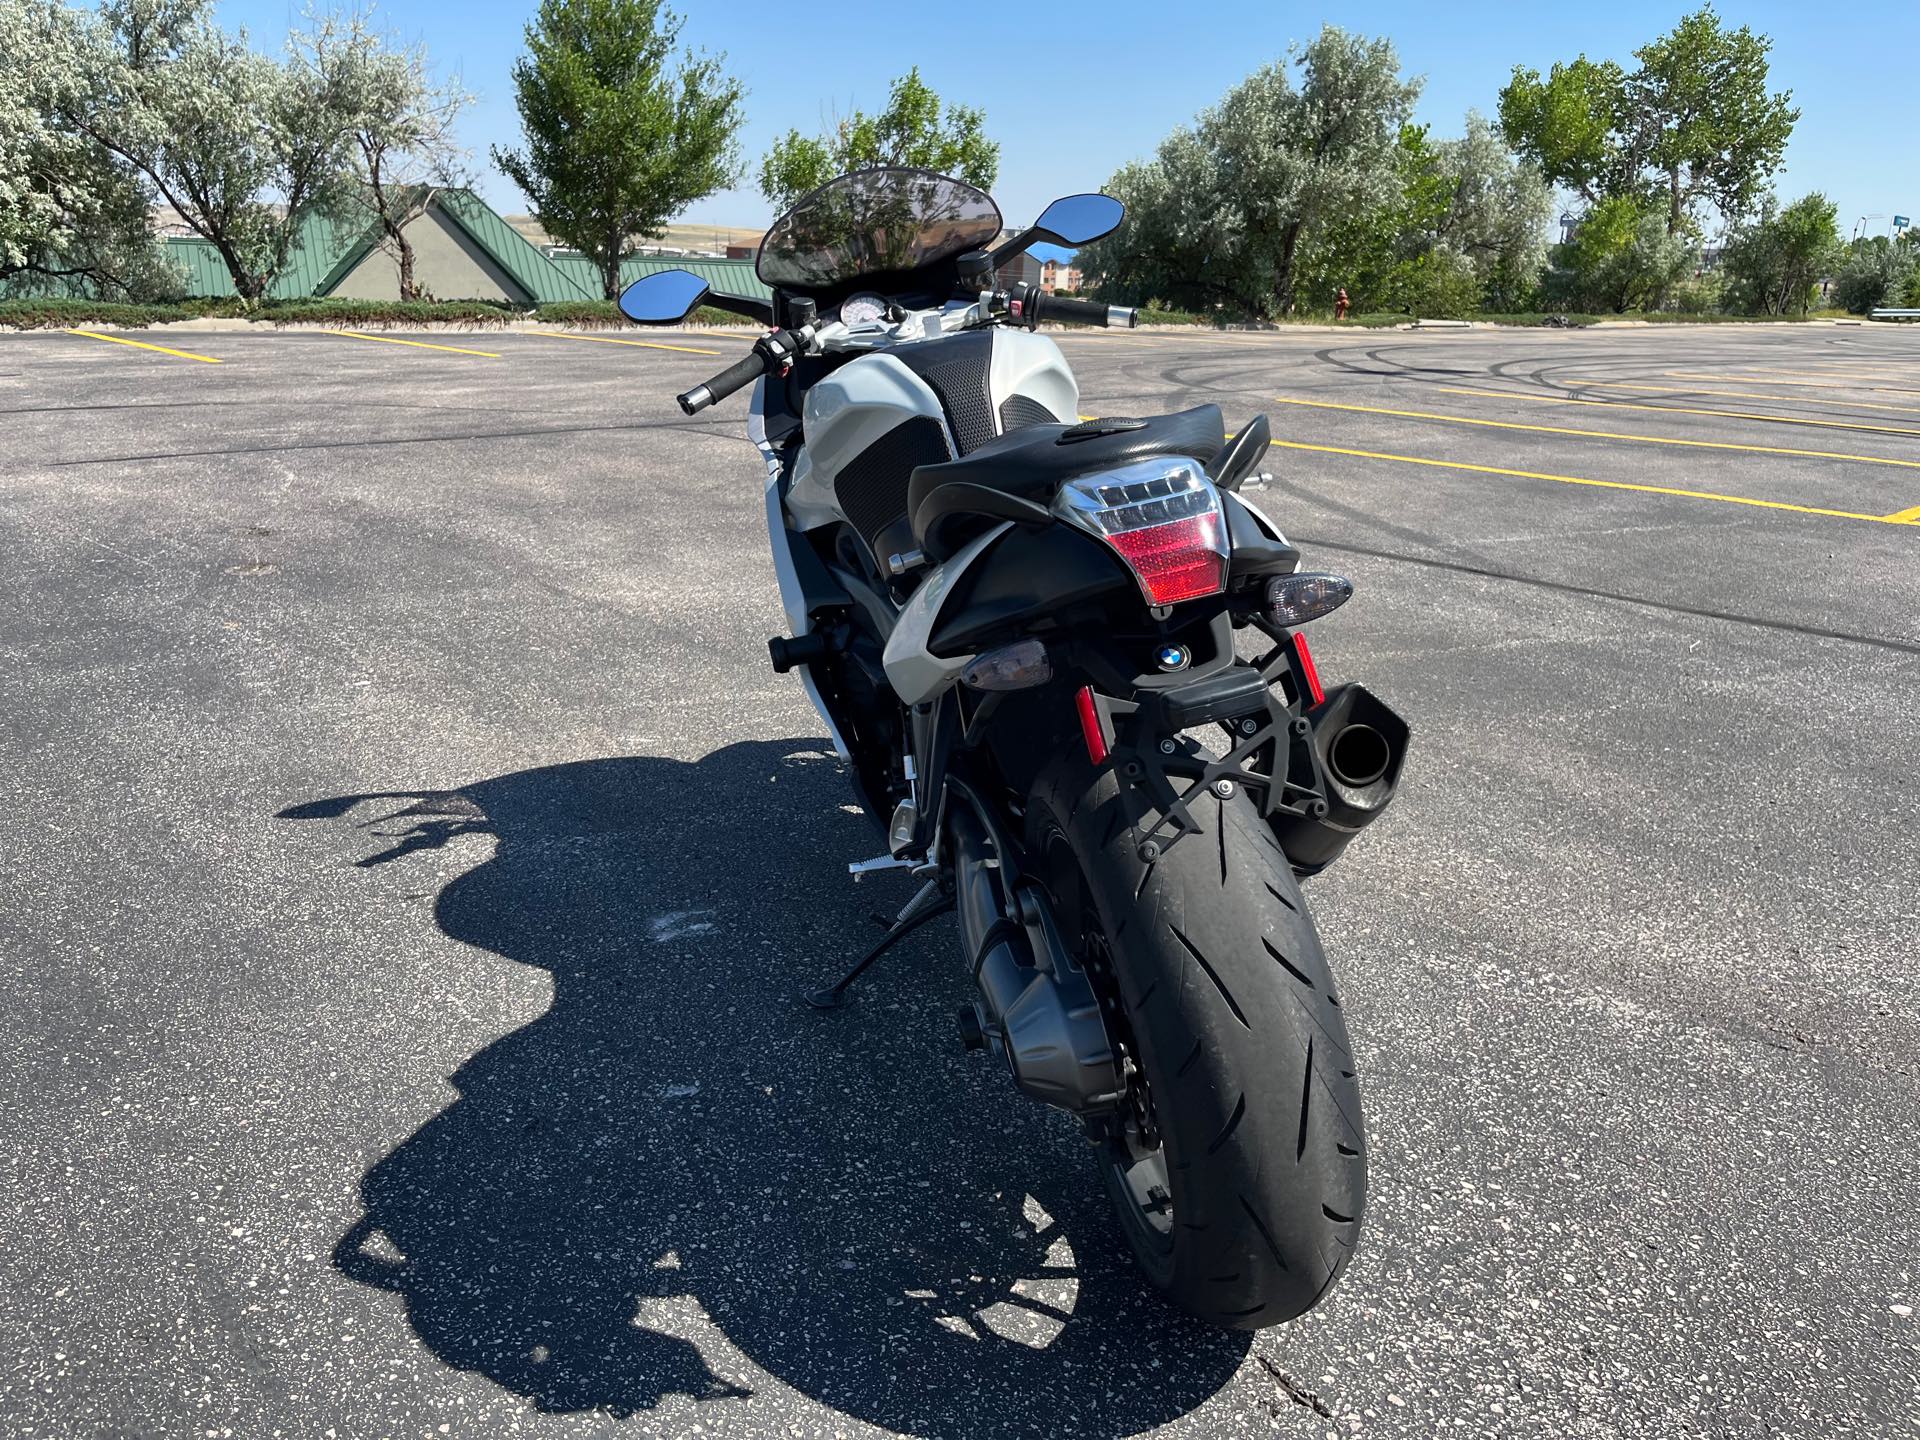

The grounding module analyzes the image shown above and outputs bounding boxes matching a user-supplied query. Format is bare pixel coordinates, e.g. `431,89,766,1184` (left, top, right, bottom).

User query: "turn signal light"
961,639,1053,691
1265,572,1353,626
1053,458,1229,607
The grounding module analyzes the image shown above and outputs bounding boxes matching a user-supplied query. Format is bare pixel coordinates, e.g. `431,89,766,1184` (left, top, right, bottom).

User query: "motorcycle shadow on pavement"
282,739,1249,1437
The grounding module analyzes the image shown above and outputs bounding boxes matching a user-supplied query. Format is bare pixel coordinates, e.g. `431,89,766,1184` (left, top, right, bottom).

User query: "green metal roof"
436,191,592,304
160,190,595,304
548,254,771,302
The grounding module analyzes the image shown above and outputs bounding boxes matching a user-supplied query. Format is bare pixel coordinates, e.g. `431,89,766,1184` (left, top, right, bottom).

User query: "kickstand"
805,878,952,1010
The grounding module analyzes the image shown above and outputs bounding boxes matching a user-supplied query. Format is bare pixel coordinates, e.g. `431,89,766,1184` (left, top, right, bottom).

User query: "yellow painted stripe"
65,329,222,364
1263,436,1916,527
1885,503,1920,523
324,330,500,358
1268,393,1920,471
1434,385,1920,440
1556,378,1920,417
1662,370,1920,397
525,330,721,356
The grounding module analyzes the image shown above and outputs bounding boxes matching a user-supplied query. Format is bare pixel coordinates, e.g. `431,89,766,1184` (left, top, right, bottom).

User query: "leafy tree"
1080,27,1419,318
1718,192,1841,316
1294,123,1450,313
0,0,179,297
1829,235,1916,315
494,0,744,300
56,0,360,302
1431,112,1553,310
1549,195,1693,312
1494,57,1631,205
1500,6,1796,234
759,68,997,214
293,11,474,302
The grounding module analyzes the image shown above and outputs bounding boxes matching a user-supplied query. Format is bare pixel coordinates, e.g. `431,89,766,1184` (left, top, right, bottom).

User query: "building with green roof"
153,189,771,307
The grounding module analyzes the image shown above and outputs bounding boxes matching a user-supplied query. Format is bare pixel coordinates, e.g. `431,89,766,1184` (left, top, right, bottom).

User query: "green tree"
56,0,359,302
293,11,474,302
1719,192,1841,316
0,0,179,297
1294,123,1450,313
494,0,744,300
1432,112,1553,310
1080,27,1419,318
1499,6,1797,234
1829,235,1915,315
1495,56,1631,205
759,68,997,213
1550,195,1693,312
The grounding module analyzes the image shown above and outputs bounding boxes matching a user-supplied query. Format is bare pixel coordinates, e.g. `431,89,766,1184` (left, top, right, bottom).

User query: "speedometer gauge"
839,292,888,327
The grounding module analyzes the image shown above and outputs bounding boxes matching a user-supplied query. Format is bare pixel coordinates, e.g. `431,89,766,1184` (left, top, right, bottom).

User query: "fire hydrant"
1334,287,1351,321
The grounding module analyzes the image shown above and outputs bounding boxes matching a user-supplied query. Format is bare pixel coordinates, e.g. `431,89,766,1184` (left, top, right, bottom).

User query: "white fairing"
750,380,850,759
786,353,952,533
989,328,1079,425
785,329,1080,534
882,523,1014,705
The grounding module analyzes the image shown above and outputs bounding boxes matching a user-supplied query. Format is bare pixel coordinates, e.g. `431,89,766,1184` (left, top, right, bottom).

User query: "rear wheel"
1026,752,1366,1327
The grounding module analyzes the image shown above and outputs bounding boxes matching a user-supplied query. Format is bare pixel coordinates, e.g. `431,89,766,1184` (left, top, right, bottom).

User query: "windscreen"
757,168,1002,290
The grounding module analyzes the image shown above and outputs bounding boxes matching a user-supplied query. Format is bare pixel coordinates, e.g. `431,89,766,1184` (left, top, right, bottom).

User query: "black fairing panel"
832,417,950,551
891,329,1000,455
927,524,1134,655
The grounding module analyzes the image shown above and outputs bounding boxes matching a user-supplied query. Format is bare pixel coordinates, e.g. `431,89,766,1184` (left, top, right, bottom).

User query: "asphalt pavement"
1,319,1916,1439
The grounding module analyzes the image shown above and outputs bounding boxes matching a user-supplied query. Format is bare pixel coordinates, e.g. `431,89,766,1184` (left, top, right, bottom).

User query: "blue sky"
225,0,1915,239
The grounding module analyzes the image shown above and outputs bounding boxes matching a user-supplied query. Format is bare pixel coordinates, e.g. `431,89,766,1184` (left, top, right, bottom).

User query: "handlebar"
1025,289,1138,329
676,328,809,415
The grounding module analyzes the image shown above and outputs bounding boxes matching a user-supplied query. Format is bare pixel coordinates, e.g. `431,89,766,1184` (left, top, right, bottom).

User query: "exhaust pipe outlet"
1272,682,1411,874
1327,722,1391,788
948,804,1122,1115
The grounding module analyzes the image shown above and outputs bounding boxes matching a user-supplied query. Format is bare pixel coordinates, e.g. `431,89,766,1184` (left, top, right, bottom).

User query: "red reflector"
1102,513,1227,606
1292,631,1325,707
1075,685,1110,764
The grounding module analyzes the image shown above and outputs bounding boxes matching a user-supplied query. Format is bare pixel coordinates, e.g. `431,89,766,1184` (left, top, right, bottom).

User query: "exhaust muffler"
1272,682,1410,874
947,802,1123,1115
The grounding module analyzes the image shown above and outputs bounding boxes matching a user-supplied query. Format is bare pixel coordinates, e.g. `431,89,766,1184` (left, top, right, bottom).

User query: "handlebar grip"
677,347,773,415
1031,291,1138,329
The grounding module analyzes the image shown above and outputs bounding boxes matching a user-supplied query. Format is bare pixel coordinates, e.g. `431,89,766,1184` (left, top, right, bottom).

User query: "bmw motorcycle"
620,168,1410,1328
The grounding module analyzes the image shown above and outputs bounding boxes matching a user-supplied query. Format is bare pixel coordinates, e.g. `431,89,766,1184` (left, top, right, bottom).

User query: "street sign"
1897,215,1912,229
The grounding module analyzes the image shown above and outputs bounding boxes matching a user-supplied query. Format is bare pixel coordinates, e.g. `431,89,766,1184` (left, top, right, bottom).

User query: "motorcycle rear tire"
1025,753,1367,1327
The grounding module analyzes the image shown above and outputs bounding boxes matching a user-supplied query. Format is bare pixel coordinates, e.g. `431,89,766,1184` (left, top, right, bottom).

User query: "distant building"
1040,258,1083,294
148,190,770,304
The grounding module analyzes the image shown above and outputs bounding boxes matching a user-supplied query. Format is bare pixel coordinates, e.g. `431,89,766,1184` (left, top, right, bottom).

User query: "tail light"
1052,458,1228,607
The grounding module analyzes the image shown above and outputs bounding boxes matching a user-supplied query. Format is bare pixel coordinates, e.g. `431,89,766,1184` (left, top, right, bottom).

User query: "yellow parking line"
324,330,500,358
1885,503,1920,523
1268,394,1920,472
1662,370,1920,397
1263,436,1915,527
1555,378,1920,417
1435,385,1920,440
65,329,221,364
525,330,721,356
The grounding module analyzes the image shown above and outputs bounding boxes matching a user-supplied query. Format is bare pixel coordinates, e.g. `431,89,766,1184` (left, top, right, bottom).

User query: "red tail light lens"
1053,458,1229,607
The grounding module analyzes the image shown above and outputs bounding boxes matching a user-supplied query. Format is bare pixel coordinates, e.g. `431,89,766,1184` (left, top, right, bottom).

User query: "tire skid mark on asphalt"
1288,534,1920,657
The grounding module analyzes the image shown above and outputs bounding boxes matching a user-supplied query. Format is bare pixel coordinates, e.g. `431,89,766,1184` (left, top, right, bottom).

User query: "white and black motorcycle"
621,168,1410,1328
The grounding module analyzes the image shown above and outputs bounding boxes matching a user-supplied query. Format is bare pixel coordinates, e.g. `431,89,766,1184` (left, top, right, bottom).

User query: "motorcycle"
618,168,1410,1328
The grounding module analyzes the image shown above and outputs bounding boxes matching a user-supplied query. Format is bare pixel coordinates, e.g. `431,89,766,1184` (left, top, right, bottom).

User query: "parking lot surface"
1,321,1917,1439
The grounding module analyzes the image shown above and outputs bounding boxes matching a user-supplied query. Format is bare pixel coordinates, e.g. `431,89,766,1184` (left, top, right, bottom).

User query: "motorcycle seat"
907,403,1226,558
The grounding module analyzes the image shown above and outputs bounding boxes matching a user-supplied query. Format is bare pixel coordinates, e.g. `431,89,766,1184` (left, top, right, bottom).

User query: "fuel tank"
785,327,1080,550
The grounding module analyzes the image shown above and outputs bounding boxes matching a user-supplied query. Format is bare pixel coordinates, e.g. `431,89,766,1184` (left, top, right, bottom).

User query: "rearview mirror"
619,269,711,325
1032,194,1124,246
